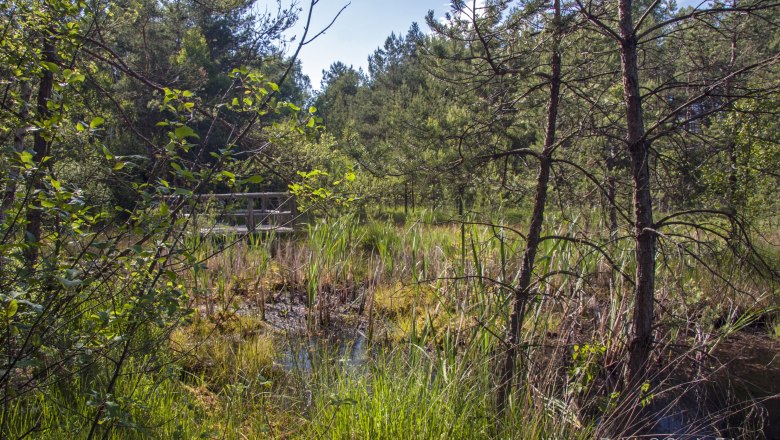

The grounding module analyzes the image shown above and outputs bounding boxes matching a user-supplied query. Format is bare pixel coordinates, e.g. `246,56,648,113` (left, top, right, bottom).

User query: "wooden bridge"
170,192,299,235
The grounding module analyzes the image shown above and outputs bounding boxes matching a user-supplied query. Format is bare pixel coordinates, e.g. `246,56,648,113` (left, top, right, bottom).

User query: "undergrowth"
3,209,778,438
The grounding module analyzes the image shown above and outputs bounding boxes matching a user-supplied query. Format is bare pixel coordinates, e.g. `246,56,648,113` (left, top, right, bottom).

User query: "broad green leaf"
90,117,105,129
174,126,198,139
241,175,263,184
18,151,34,165
102,146,114,160
40,61,59,73
5,299,18,318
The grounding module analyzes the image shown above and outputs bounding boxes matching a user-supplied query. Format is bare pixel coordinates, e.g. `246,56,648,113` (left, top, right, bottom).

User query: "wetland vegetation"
1,0,779,438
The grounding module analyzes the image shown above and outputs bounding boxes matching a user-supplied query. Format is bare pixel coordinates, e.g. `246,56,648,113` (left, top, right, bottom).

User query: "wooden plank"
196,192,290,200
162,192,298,236
222,210,292,216
161,192,291,201
200,225,295,236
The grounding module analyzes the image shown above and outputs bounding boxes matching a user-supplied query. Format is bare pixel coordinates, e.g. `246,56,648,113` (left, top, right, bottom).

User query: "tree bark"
23,31,56,271
496,0,562,417
404,181,409,215
617,0,656,386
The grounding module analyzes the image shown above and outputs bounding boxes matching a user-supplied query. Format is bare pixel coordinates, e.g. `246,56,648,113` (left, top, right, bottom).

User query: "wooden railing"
167,192,298,234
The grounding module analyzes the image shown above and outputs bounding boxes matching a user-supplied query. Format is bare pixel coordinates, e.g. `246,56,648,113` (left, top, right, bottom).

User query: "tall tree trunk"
411,181,415,213
23,32,55,271
617,0,656,386
496,0,562,417
404,181,409,215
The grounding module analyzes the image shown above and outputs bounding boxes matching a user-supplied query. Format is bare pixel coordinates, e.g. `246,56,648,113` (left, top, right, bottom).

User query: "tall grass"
300,346,591,439
5,208,776,438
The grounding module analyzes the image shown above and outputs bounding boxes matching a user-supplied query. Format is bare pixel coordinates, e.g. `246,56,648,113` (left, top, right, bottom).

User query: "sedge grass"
5,209,776,439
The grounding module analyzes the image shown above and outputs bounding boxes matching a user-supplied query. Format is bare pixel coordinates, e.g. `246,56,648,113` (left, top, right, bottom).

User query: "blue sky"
281,0,702,90
284,0,446,89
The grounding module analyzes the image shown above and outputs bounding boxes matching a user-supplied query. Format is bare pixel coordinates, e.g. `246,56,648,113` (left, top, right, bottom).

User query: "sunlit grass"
5,208,776,438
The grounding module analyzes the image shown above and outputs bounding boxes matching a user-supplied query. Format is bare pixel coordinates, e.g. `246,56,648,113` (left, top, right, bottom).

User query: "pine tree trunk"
496,0,562,417
617,0,656,386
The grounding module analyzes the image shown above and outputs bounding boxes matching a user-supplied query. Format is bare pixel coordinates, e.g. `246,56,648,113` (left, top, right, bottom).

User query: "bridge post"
260,194,268,226
290,195,297,226
247,197,255,231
